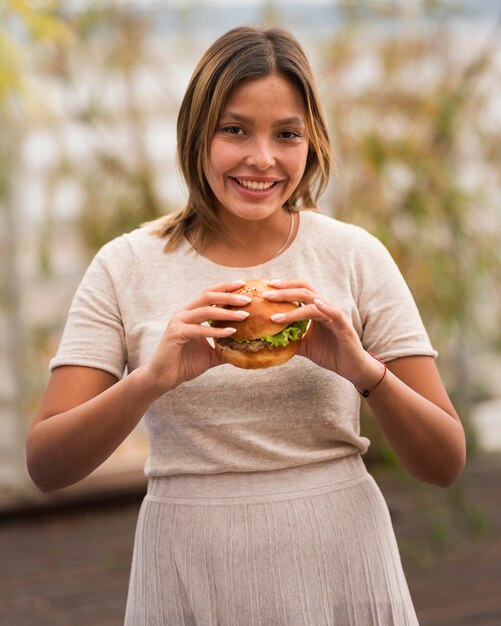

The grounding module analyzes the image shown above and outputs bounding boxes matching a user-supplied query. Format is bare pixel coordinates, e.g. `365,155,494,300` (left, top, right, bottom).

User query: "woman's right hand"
27,282,252,492
142,280,252,393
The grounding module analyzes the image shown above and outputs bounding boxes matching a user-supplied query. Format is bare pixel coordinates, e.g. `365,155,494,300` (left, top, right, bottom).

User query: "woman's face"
204,74,310,224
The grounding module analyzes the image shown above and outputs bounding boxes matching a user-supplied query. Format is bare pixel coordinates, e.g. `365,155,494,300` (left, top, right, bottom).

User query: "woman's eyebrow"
219,112,249,123
274,116,305,128
220,112,305,128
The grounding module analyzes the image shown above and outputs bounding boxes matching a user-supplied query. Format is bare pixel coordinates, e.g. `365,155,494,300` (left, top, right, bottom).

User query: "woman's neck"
197,209,297,268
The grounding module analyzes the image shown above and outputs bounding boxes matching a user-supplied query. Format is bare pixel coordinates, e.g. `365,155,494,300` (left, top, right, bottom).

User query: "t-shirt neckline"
179,210,313,276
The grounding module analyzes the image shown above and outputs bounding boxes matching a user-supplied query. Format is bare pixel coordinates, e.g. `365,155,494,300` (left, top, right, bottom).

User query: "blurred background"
1,0,500,624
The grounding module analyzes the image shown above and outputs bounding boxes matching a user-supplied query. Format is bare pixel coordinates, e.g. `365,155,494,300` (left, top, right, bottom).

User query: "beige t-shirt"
50,210,437,477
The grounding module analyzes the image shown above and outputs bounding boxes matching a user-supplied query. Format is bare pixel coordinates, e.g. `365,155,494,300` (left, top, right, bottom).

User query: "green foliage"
322,21,501,406
40,4,168,257
0,0,73,115
78,163,166,254
0,1,74,444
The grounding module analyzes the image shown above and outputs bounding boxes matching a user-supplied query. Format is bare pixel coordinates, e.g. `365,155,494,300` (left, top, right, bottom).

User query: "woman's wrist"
352,352,387,398
133,365,176,402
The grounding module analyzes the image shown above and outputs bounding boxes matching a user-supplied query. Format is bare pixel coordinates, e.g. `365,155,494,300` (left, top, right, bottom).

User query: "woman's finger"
268,303,330,325
207,280,247,292
268,279,317,292
167,317,237,341
262,286,319,306
185,288,252,311
179,306,250,326
268,300,354,335
187,323,238,339
313,299,352,332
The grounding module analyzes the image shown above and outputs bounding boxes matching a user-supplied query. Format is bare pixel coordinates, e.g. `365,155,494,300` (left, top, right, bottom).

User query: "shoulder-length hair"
152,25,332,252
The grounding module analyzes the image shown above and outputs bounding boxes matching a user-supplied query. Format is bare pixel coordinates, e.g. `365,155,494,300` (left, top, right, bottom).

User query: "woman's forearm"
26,367,166,492
366,369,466,487
27,282,248,494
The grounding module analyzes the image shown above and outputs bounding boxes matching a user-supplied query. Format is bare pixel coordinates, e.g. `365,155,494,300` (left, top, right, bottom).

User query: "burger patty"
217,338,276,353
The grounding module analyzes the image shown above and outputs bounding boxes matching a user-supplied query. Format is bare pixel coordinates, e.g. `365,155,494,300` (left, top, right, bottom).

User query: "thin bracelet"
354,353,387,398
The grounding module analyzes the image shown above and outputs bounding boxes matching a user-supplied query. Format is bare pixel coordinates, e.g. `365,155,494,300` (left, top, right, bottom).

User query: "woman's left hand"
263,280,383,388
266,280,467,487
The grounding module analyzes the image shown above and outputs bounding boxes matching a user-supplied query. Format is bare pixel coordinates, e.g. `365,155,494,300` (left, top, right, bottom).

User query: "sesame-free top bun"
212,279,303,369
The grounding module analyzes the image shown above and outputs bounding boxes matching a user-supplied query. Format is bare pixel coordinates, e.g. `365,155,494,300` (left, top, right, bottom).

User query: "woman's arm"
27,280,251,492
365,355,466,487
264,282,466,488
26,365,165,492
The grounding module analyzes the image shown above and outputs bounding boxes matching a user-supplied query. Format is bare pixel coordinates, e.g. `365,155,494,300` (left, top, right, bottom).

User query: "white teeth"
236,179,275,191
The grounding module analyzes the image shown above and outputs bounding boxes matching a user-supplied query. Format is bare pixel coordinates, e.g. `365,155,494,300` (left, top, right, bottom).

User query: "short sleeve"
353,229,438,362
49,236,133,379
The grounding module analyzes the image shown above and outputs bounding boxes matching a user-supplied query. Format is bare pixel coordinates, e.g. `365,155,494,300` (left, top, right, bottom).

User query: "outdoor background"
1,1,501,624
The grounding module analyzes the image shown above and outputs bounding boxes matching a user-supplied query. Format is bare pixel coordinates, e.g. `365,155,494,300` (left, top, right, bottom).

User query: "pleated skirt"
124,455,419,626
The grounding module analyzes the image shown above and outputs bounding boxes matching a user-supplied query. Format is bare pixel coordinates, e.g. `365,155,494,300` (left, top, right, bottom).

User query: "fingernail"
236,295,252,304
314,299,326,307
268,279,282,286
262,291,277,298
234,310,250,318
270,313,285,322
232,279,246,285
223,327,237,333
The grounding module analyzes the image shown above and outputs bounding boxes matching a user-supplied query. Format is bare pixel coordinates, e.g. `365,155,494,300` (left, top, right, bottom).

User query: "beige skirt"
124,455,419,626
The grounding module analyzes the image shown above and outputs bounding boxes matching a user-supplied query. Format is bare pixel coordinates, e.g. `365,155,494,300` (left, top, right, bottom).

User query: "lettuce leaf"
207,318,309,346
232,321,309,345
261,319,309,346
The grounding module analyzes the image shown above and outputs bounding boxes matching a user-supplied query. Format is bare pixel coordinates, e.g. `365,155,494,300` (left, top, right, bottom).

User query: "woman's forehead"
220,75,305,118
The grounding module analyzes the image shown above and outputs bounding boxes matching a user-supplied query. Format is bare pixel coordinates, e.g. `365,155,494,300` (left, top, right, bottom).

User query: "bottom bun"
215,340,300,369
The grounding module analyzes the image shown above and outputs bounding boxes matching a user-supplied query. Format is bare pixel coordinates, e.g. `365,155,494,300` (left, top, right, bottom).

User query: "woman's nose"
245,139,276,170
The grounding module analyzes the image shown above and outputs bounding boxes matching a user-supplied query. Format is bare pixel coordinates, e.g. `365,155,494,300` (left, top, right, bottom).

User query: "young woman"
27,26,466,625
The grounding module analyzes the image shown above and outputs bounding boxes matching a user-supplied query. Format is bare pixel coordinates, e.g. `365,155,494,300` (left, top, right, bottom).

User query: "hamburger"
211,279,308,369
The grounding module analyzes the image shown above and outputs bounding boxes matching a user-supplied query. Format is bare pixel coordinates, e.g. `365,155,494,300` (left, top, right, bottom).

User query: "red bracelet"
354,353,387,398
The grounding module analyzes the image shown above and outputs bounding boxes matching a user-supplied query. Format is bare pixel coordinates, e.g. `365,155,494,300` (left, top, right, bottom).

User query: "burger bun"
212,278,303,369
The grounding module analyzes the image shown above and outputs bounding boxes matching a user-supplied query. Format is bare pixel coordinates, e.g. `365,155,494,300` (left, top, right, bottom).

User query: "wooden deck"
383,454,501,626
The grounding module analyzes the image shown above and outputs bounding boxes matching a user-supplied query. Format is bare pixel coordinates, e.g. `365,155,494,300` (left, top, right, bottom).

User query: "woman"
27,26,466,625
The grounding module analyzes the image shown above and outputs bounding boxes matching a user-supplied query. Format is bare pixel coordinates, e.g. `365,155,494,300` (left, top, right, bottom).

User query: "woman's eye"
221,125,244,135
279,130,302,140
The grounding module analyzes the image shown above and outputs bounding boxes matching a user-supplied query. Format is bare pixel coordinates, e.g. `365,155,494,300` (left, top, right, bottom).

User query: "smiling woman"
151,25,332,259
27,25,465,626
200,73,309,262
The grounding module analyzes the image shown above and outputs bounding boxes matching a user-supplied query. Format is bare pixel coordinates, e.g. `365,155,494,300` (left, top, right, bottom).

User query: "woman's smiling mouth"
233,178,280,191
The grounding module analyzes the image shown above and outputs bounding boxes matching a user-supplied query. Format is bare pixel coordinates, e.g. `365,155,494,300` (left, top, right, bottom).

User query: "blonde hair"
152,26,332,252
